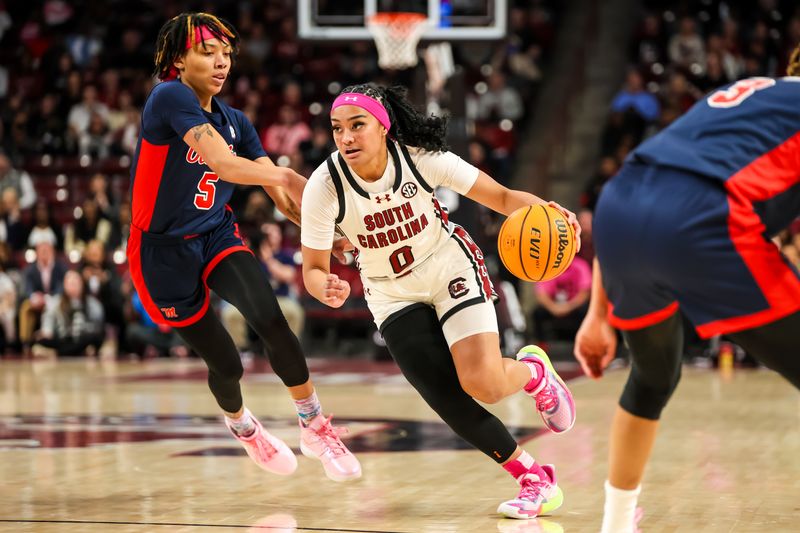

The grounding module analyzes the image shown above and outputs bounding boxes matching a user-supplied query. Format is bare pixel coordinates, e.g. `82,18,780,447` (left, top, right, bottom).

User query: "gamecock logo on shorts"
448,277,469,299
401,183,418,199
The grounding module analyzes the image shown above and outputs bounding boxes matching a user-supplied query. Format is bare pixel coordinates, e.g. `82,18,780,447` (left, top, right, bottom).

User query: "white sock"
601,480,641,533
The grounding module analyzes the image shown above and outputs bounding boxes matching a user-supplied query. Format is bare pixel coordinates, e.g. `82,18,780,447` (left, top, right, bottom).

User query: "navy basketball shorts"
594,160,800,339
127,208,251,327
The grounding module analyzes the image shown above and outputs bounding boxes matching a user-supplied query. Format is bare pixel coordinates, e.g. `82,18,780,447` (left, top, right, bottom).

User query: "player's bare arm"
183,123,291,188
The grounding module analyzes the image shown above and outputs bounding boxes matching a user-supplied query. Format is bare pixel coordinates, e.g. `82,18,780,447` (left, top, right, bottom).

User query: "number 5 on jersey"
708,77,775,108
194,171,219,210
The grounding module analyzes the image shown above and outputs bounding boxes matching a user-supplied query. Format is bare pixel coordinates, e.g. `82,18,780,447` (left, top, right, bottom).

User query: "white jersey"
302,140,480,280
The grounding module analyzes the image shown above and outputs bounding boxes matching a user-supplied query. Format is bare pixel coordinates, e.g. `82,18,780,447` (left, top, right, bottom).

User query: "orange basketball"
497,204,577,282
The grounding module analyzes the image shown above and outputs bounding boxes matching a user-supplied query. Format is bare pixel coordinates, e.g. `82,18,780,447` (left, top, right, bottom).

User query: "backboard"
298,0,507,40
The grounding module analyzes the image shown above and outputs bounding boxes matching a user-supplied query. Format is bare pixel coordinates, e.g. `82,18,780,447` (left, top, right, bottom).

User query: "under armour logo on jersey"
161,307,178,319
344,96,358,102
229,125,236,139
401,183,418,199
375,194,391,203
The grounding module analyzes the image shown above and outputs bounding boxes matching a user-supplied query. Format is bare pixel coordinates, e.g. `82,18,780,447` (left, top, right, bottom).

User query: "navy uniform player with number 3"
575,45,800,533
128,12,360,482
301,83,581,518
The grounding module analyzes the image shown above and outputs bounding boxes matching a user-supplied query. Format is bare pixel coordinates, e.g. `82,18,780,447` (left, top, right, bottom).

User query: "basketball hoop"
368,12,428,70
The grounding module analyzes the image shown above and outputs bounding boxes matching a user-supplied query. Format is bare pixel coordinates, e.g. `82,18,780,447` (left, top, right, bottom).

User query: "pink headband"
187,25,220,50
161,26,228,81
331,93,392,131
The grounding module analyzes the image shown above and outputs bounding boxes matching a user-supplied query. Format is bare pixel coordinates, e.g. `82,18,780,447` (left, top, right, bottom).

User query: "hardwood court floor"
1,357,798,532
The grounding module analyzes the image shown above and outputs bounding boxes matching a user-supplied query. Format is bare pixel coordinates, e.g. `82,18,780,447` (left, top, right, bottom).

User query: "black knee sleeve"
382,305,519,463
618,313,684,420
207,251,310,388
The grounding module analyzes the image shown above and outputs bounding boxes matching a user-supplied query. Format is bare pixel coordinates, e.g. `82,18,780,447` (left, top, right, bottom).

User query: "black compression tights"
620,310,800,420
381,306,519,463
175,251,309,413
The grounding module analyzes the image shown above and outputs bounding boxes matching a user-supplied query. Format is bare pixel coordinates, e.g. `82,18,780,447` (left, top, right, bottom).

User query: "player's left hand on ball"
323,274,350,308
547,201,582,252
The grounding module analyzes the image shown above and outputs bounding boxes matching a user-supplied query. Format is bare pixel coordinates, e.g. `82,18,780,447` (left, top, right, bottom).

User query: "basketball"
497,204,576,282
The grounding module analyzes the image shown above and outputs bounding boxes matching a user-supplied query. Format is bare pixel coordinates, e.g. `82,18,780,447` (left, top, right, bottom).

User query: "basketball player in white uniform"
301,84,581,519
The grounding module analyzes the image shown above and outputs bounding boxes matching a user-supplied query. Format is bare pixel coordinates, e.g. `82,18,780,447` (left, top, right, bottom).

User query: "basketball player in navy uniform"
575,47,800,533
301,83,581,518
128,13,360,481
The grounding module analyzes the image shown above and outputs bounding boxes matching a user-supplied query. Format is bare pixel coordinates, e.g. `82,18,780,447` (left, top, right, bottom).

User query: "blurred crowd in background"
0,0,797,362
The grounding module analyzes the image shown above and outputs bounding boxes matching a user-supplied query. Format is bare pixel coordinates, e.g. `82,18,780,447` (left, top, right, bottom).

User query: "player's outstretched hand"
323,273,350,308
547,201,582,252
574,314,617,379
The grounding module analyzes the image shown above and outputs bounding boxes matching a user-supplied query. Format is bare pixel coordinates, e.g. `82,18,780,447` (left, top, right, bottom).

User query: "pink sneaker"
299,414,361,481
518,345,576,433
497,464,564,519
225,410,297,475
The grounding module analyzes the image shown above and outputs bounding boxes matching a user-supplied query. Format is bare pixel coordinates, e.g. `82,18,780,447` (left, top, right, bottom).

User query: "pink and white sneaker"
225,410,297,475
518,345,576,433
300,414,361,482
497,464,564,519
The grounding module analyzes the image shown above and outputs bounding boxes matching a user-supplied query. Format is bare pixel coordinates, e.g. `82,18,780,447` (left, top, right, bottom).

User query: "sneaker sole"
496,485,564,519
518,345,576,433
300,441,362,482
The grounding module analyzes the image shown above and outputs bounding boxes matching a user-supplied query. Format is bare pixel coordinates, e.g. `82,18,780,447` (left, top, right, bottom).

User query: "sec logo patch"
401,182,418,199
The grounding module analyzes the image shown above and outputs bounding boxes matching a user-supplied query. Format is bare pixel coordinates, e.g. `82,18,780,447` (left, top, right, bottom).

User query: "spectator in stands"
64,197,111,255
78,111,112,158
80,239,124,352
18,229,67,355
581,156,619,211
470,71,524,122
108,200,130,254
67,84,109,147
0,242,17,354
260,105,311,158
87,172,118,221
0,188,27,252
610,69,660,129
531,255,592,344
27,200,64,251
668,16,706,71
34,269,104,357
0,152,36,210
299,121,336,172
29,93,68,155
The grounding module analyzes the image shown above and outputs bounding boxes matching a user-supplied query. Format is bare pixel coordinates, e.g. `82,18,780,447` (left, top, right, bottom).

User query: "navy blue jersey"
130,81,265,236
631,77,800,182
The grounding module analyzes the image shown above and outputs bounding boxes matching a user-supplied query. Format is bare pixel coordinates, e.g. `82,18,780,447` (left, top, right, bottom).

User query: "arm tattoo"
191,124,215,142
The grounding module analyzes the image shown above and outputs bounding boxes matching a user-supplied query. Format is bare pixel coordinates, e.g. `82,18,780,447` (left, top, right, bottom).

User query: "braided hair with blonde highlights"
340,84,449,152
788,42,800,76
153,12,239,81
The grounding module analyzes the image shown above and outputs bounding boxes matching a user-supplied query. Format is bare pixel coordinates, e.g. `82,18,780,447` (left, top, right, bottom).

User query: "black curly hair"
339,83,449,152
153,12,240,81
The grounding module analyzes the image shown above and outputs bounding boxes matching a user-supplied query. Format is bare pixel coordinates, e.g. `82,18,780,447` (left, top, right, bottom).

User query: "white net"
368,13,428,70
